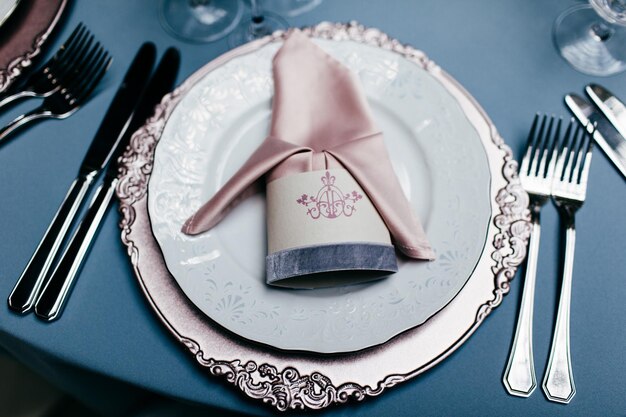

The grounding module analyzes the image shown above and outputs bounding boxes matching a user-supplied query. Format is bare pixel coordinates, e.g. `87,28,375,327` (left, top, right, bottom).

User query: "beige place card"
266,168,391,254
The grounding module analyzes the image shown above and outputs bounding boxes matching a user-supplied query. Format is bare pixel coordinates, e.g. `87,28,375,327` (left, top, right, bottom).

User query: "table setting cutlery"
503,84,626,403
543,118,593,404
504,115,559,398
0,39,111,146
34,47,180,321
504,116,594,404
566,84,626,179
0,24,95,110
7,42,156,314
3,1,626,412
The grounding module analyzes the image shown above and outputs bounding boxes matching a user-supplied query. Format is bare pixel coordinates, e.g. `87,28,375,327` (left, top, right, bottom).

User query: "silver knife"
7,43,157,314
564,93,626,179
34,48,180,321
586,84,626,142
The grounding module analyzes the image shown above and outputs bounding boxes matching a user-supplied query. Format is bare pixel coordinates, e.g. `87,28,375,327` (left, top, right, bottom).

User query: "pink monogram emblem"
296,171,363,219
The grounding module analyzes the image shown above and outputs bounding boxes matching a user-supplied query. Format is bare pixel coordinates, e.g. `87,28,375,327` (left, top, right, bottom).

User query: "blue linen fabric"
0,0,625,416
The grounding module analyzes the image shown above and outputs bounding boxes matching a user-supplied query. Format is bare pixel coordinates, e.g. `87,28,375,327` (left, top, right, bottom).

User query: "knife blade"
565,93,626,179
8,43,157,314
34,48,181,321
586,84,626,144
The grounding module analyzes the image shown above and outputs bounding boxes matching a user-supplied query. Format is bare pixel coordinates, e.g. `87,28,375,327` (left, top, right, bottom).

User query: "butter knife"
34,48,180,321
7,43,157,314
564,93,626,179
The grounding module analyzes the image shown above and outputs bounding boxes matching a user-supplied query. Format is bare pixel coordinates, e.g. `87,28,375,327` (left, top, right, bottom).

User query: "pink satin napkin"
182,29,434,286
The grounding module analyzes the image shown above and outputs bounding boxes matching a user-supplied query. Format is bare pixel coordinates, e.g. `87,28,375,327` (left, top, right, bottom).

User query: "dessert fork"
542,120,593,404
0,24,95,110
504,114,559,397
0,42,111,147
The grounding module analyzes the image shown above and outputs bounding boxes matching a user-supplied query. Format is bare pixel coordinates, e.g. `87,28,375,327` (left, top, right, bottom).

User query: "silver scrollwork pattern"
0,32,49,93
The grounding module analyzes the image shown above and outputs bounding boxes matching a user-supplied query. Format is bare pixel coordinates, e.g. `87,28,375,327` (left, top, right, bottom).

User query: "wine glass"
160,0,245,43
228,0,288,48
554,0,626,76
263,0,323,17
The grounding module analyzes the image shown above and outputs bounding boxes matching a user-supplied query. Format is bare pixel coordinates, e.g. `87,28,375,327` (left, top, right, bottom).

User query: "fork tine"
44,23,86,76
54,24,86,64
53,28,94,84
570,124,587,184
545,119,561,181
74,54,112,104
62,46,105,103
529,115,548,177
561,121,579,183
519,114,540,176
74,45,106,88
68,47,110,106
58,25,90,67
61,41,102,96
57,33,96,83
579,126,594,187
554,120,573,181
538,116,560,178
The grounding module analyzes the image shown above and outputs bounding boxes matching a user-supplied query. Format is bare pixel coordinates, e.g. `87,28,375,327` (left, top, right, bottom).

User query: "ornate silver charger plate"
117,22,530,411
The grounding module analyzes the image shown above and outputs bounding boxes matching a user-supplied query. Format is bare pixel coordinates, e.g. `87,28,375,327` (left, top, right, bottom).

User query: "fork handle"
543,221,576,404
0,90,39,111
503,213,540,397
7,174,96,313
0,107,50,147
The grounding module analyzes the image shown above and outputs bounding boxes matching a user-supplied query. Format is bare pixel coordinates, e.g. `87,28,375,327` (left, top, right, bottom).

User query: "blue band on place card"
266,242,398,289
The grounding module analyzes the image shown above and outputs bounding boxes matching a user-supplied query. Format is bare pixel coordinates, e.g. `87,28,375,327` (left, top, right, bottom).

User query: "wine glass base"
554,4,626,76
264,0,323,17
228,12,288,48
160,0,244,43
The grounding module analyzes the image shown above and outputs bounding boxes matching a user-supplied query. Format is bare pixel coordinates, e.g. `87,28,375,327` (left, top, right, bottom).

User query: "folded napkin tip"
181,218,195,235
397,243,436,261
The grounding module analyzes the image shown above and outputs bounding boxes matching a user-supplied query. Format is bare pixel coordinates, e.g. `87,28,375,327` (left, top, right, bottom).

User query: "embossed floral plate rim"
116,22,530,412
0,0,69,93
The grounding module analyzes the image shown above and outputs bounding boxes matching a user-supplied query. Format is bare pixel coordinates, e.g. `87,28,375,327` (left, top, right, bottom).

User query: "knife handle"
8,174,97,313
34,178,117,321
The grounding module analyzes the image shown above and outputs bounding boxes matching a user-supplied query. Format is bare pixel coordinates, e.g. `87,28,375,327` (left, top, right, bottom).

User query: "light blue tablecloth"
1,0,625,415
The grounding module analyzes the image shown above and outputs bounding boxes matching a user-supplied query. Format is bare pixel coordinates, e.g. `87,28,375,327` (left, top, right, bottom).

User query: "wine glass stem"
590,22,613,41
249,0,267,37
251,0,261,18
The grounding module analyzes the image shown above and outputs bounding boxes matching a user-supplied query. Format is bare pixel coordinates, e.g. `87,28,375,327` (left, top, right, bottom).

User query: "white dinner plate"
147,33,496,353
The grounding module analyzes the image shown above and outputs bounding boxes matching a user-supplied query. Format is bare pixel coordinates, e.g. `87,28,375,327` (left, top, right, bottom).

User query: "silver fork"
0,42,111,146
504,114,559,397
542,120,593,404
0,23,94,109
